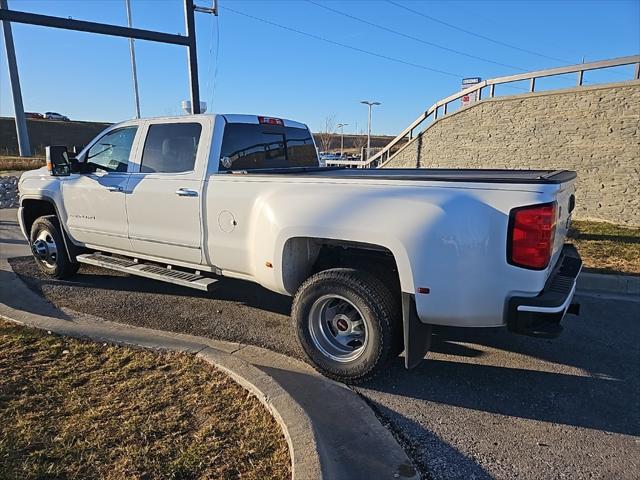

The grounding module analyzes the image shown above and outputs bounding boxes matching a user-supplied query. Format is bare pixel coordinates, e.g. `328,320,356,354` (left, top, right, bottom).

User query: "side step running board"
76,253,218,291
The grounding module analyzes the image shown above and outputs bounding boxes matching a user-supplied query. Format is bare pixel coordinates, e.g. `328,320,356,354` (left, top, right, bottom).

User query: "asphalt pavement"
0,207,30,258
3,207,639,479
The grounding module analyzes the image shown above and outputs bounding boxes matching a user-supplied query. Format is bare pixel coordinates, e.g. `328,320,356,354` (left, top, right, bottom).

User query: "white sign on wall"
461,77,482,107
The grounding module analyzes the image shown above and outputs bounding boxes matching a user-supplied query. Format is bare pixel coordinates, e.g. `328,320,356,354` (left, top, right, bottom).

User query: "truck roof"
115,113,308,130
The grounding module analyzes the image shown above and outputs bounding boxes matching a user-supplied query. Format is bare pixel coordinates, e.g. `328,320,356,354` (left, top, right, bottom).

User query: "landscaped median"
568,220,640,275
0,155,45,172
0,319,290,479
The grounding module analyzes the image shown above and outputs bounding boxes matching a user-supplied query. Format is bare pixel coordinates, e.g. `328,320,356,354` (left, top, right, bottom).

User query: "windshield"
219,123,318,171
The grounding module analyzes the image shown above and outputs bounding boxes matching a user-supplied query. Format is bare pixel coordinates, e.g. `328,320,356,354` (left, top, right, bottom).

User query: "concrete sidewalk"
0,255,417,480
577,271,639,297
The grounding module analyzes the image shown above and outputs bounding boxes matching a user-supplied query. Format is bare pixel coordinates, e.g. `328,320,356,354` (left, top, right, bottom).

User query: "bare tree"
352,129,368,156
316,115,336,153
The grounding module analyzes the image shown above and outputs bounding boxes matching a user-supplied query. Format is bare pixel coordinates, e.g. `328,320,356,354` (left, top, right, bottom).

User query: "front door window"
86,127,138,173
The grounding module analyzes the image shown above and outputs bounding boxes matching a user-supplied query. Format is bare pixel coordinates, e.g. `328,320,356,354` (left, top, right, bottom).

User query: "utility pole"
125,0,140,118
0,0,218,147
337,122,348,157
1,0,31,156
183,0,200,114
183,0,218,114
360,100,380,161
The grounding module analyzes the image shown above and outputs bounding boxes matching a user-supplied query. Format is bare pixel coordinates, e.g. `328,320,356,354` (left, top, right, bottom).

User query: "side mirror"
45,145,71,176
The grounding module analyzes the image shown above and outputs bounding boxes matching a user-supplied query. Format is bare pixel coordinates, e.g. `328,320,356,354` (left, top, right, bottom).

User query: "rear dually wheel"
292,268,401,384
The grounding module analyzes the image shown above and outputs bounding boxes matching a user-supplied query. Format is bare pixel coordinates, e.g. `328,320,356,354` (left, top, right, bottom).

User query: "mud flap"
402,292,432,369
60,225,83,263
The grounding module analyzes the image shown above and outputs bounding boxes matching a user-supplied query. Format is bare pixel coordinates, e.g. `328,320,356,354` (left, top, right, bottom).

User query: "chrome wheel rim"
308,294,368,362
32,229,58,268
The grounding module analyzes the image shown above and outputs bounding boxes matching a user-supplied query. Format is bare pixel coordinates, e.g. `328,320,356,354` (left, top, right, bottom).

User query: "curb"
196,348,318,480
577,272,640,296
0,258,418,480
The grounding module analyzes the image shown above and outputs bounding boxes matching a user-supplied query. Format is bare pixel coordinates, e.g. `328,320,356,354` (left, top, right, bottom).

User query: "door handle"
106,185,123,192
176,188,198,197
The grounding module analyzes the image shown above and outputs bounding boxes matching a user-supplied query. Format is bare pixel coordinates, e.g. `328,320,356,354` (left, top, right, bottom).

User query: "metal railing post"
529,77,536,92
489,84,495,98
635,62,640,80
477,87,482,101
577,70,584,86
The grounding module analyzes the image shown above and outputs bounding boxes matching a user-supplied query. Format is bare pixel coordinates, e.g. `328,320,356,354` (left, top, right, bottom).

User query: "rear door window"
220,124,317,171
140,123,202,173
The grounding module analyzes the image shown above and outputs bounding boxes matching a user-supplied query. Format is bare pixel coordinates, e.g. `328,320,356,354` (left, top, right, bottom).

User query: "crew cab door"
125,118,208,264
61,124,140,251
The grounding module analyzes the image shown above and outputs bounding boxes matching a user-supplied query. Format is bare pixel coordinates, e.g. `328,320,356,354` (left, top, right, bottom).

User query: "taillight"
258,116,284,126
508,202,557,270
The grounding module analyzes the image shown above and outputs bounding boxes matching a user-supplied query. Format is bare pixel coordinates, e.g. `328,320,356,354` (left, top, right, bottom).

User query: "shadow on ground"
10,255,639,435
8,256,640,478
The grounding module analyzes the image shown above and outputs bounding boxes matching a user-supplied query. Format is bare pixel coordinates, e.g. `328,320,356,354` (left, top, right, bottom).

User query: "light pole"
125,0,141,119
360,100,380,160
337,122,348,157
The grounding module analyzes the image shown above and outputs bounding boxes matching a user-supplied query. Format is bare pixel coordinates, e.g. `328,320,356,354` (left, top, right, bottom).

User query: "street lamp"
337,123,349,157
360,100,381,161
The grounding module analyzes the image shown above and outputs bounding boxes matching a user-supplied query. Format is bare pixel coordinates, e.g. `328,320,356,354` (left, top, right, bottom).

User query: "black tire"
30,215,79,279
292,268,401,384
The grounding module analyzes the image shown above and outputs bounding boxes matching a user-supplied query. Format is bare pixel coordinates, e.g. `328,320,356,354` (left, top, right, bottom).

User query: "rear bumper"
507,244,582,338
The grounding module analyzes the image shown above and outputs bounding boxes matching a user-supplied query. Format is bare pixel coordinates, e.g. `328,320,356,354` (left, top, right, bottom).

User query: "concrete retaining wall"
384,81,640,226
0,117,111,156
0,117,398,156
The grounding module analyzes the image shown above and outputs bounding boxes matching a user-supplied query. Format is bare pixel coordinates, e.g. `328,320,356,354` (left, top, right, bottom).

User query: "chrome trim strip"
129,235,201,249
70,227,128,239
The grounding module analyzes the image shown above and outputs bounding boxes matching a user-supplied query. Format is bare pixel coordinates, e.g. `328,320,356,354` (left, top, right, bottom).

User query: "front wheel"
30,215,79,279
292,268,401,384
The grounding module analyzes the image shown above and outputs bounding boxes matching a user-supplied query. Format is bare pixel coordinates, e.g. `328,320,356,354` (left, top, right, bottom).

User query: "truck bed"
224,167,577,185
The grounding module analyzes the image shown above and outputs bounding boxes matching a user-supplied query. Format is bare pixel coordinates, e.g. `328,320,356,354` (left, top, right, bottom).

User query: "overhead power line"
207,14,221,108
306,0,526,72
385,0,570,65
221,5,463,78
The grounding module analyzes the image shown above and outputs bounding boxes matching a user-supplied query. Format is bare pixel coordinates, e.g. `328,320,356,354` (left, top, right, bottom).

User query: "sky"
1,0,639,135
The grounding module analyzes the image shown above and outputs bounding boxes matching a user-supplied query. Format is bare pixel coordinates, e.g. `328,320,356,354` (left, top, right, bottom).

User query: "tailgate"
550,178,577,268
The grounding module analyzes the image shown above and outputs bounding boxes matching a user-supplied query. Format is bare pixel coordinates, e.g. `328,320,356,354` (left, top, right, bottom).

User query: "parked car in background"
319,152,343,167
319,152,343,161
25,112,44,119
44,112,70,121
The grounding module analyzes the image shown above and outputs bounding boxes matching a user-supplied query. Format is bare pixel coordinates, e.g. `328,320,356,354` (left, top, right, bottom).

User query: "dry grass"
0,320,290,480
568,220,640,275
0,155,45,172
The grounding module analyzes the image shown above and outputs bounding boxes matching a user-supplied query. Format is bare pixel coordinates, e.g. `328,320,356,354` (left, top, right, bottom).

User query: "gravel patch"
0,176,19,209
9,256,304,361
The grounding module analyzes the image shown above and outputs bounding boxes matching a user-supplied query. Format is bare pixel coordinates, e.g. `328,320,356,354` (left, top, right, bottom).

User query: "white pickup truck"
18,114,582,383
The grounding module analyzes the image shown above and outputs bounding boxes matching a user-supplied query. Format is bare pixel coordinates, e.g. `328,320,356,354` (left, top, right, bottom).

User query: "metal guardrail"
327,55,640,169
